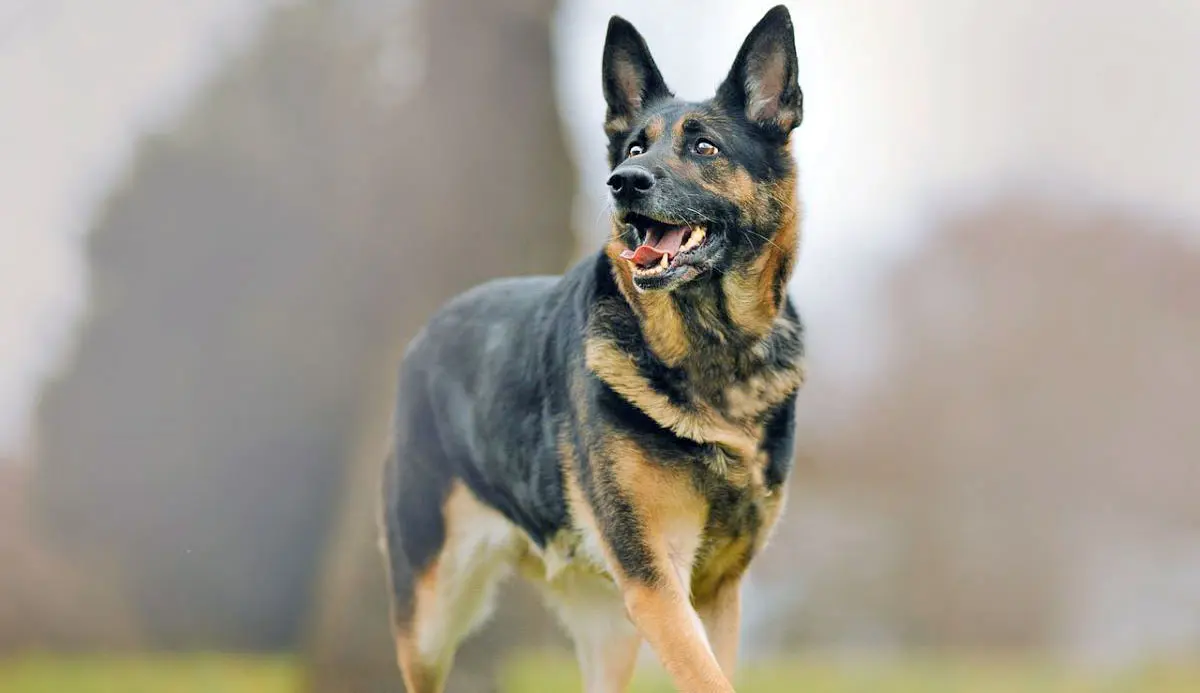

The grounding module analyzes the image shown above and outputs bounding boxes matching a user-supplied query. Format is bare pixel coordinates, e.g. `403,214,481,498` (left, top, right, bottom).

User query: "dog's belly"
517,523,613,588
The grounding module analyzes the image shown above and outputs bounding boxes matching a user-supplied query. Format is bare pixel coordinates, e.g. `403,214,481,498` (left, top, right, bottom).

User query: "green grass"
0,653,297,693
1,652,1197,692
500,651,1200,693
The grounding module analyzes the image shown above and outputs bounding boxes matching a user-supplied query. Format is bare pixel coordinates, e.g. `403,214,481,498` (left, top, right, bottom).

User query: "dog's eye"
627,143,645,158
694,139,719,157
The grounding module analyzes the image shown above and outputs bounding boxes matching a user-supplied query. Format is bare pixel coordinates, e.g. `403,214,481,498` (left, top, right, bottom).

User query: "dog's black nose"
607,166,655,200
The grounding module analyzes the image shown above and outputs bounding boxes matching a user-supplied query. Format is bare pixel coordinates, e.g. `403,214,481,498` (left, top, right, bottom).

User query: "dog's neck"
607,214,800,377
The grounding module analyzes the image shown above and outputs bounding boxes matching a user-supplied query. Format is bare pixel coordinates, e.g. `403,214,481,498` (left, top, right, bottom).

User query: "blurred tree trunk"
31,0,574,664
303,0,575,691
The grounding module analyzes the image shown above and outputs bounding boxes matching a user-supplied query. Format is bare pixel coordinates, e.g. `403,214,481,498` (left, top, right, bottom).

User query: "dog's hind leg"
384,475,519,693
542,575,642,693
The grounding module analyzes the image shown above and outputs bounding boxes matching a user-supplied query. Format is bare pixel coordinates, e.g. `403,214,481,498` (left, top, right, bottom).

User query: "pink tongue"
619,225,689,268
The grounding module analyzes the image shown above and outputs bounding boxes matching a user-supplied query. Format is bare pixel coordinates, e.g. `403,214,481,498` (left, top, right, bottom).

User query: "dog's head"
603,5,802,293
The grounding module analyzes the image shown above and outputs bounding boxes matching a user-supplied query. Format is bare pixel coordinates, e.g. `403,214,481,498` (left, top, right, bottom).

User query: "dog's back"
385,272,572,538
381,264,597,675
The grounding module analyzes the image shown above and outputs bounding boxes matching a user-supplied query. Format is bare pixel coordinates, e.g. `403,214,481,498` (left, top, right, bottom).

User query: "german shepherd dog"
381,6,804,692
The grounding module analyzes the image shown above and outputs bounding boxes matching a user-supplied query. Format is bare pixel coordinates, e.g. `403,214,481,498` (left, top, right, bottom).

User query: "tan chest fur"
584,335,803,488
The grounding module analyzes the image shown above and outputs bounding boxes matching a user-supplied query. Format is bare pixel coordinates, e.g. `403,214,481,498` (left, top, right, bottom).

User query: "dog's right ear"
602,16,671,136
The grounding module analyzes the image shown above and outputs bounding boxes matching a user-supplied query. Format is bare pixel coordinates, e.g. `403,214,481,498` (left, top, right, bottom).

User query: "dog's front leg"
594,444,735,693
696,577,742,677
622,576,734,693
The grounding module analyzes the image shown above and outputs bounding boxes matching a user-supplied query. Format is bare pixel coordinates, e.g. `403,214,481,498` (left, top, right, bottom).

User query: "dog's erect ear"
717,5,802,135
602,16,671,134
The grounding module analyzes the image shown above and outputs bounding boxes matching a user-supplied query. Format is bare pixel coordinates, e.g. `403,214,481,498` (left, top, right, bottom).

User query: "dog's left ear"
717,5,803,135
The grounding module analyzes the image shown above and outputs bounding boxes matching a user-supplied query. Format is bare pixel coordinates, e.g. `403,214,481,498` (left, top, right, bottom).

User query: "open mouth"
619,213,709,277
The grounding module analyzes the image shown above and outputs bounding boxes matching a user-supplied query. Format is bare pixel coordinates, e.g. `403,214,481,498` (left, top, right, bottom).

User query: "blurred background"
2,1,1199,691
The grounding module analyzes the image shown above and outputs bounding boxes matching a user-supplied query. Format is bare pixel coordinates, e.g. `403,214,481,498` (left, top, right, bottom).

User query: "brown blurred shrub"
0,463,140,653
755,196,1200,654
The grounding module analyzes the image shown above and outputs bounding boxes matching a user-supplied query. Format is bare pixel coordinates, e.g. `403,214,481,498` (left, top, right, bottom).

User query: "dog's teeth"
659,253,670,270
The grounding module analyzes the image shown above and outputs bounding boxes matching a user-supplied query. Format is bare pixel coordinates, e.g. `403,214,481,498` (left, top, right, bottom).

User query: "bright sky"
0,1,279,456
1,0,1198,455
